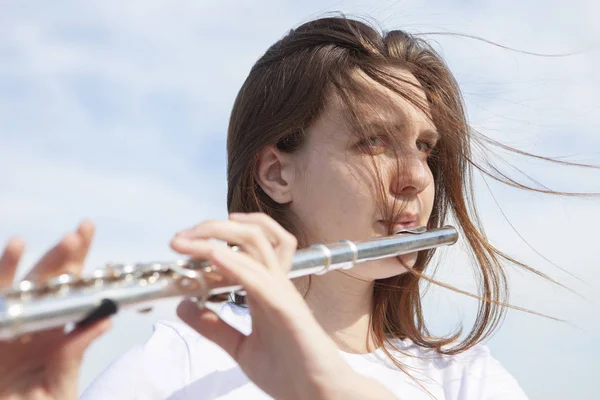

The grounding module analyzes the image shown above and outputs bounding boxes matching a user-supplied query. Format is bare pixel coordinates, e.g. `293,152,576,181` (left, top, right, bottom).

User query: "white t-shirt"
81,303,528,400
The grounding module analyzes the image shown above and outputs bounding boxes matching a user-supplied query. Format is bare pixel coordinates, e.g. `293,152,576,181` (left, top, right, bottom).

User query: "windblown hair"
225,14,592,388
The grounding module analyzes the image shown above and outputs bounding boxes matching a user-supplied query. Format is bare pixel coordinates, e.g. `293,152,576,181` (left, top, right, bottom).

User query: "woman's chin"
397,252,418,269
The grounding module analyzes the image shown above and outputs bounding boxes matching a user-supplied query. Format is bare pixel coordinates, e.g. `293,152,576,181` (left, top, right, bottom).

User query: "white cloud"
0,142,228,274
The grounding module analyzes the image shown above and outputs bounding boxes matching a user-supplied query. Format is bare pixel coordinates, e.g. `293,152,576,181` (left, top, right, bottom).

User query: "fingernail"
94,318,112,335
175,229,192,237
172,237,192,246
177,299,201,319
7,237,25,251
79,219,95,231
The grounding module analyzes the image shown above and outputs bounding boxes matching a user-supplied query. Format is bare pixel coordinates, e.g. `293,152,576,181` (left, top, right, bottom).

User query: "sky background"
1,1,599,399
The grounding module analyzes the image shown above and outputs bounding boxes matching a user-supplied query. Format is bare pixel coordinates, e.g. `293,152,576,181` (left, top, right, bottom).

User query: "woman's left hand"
170,213,396,400
0,222,111,400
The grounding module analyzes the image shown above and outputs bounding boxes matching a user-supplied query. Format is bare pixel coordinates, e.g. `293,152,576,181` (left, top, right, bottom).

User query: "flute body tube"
0,226,458,340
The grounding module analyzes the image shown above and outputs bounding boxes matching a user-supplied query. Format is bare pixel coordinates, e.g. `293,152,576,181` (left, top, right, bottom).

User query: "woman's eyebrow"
363,120,407,134
364,120,440,140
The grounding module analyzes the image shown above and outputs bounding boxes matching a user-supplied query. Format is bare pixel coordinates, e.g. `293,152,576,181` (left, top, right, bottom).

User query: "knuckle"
284,232,298,248
246,225,263,238
238,225,266,248
201,220,218,228
254,212,274,224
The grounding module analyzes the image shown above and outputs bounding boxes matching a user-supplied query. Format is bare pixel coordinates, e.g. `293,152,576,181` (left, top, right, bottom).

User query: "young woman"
3,15,582,399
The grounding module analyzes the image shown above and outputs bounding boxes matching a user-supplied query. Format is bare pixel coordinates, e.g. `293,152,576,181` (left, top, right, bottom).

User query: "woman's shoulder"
341,336,494,373
391,337,494,367
383,337,510,377
386,338,528,399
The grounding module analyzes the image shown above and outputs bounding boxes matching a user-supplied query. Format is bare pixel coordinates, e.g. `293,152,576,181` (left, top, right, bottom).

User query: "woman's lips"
378,219,420,233
392,220,419,230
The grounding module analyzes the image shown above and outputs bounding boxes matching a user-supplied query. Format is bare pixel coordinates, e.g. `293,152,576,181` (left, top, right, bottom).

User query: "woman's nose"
389,152,431,197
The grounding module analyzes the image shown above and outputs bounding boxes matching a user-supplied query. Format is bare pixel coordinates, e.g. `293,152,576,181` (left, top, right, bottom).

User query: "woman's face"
288,68,438,280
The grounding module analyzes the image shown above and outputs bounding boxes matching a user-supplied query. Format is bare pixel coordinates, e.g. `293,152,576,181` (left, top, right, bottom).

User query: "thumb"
49,318,112,374
177,300,244,360
62,318,112,359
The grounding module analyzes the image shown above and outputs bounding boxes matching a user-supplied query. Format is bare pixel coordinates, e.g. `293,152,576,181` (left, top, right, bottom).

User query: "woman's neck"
293,272,377,354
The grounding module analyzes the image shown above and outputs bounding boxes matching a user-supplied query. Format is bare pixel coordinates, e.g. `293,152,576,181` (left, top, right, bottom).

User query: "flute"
0,226,458,340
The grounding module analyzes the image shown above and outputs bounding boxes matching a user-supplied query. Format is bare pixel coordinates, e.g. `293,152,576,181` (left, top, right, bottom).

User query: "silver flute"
0,226,458,340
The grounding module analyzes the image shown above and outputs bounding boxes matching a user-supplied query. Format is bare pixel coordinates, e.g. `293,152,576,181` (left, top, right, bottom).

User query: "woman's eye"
357,136,387,152
416,140,436,153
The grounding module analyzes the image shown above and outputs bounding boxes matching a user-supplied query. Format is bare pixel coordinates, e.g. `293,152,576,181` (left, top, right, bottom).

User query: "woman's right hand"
172,214,398,400
0,222,111,400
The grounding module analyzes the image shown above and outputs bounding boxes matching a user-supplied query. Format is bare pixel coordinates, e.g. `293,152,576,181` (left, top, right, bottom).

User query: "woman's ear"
255,145,295,204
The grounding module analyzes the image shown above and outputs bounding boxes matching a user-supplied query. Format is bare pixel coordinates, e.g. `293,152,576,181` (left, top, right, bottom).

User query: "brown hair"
225,14,596,387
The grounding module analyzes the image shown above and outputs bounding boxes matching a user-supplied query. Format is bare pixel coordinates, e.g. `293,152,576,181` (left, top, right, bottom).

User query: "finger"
229,213,297,273
170,236,222,260
228,213,289,245
24,233,82,281
210,246,287,307
175,220,279,272
176,220,276,267
56,318,112,365
72,220,95,265
177,300,244,361
0,238,25,288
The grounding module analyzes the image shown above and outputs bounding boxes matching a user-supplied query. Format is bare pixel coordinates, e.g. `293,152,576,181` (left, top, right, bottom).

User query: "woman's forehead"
314,68,436,140
349,66,426,100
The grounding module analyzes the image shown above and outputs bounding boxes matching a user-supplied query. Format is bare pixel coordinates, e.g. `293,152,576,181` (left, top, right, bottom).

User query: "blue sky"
1,1,599,399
